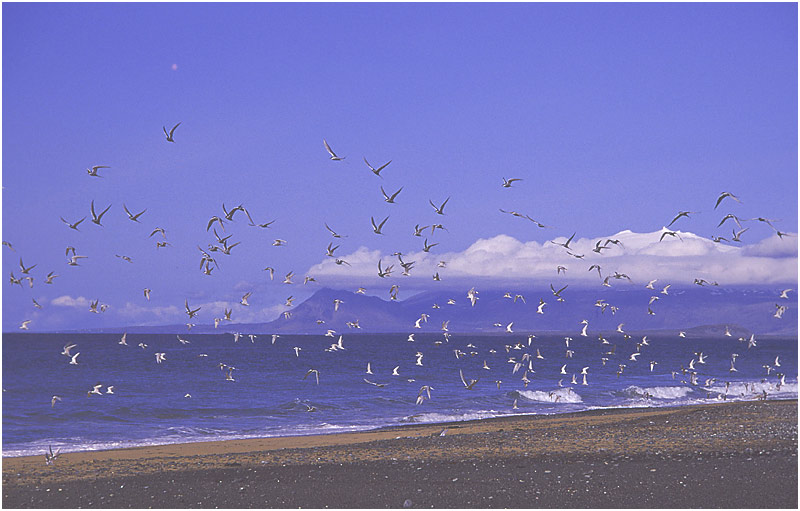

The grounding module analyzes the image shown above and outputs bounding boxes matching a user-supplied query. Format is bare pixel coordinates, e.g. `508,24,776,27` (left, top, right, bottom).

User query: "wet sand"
3,400,797,508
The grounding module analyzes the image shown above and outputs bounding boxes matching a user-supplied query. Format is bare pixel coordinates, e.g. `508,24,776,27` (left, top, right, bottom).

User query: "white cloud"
50,295,91,308
305,229,797,287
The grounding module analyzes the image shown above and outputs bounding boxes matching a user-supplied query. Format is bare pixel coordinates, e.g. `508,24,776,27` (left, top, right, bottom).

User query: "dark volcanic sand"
3,400,797,508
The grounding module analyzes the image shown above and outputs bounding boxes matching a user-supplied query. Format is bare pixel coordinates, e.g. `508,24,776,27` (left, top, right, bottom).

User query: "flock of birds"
3,128,796,465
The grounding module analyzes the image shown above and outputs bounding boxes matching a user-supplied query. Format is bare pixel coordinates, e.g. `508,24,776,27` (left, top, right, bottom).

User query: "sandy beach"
3,399,797,508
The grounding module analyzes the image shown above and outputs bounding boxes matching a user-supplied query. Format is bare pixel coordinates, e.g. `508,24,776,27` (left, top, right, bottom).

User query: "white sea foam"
619,385,694,400
517,388,583,403
399,410,503,424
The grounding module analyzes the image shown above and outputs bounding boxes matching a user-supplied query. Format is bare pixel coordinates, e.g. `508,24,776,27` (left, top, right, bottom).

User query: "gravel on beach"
3,400,797,508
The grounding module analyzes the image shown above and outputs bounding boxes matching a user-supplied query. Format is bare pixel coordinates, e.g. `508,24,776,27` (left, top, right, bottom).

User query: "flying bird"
501,177,523,188
90,200,112,226
323,139,344,160
86,165,110,177
714,191,741,209
163,122,181,142
371,215,389,234
429,197,450,215
123,204,146,222
364,158,391,177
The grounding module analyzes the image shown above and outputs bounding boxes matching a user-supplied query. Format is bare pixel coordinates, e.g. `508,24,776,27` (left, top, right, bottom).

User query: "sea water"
2,331,796,457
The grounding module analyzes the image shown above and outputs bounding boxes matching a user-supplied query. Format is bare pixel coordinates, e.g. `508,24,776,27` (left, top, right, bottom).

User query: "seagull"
661,284,671,295
106,385,115,394
69,352,80,365
61,343,78,357
363,378,388,387
241,292,252,306
155,352,166,364
429,197,450,215
323,139,344,160
391,366,400,376
51,395,62,408
86,165,110,177
163,122,181,142
123,204,146,222
304,369,320,384
779,289,793,299
501,177,523,188
364,158,392,177
119,333,128,346
505,322,514,333
714,191,741,209
459,369,479,390
467,287,479,306
381,186,403,203
667,211,698,227
19,320,31,330
324,223,347,238
550,232,576,250
90,200,112,226
371,215,389,234
185,300,201,318
60,216,86,231
659,230,682,242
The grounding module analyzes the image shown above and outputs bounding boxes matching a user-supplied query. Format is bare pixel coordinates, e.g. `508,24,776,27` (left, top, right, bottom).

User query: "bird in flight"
60,216,86,231
550,232,576,250
323,139,344,160
430,197,450,215
667,211,698,227
381,186,403,203
86,165,110,177
123,204,146,222
371,215,389,234
90,200,112,226
459,369,479,390
714,191,741,209
501,177,522,188
364,158,391,177
185,300,201,318
163,122,181,142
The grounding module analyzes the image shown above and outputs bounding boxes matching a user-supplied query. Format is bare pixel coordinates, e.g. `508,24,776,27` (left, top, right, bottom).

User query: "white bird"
323,139,345,160
241,292,252,306
365,158,392,177
505,322,514,333
415,352,424,366
501,177,523,188
459,369,479,390
560,364,567,374
88,384,103,396
366,362,373,375
293,347,302,357
106,386,115,394
119,334,128,346
69,352,80,365
61,343,78,357
51,395,62,408
391,366,400,376
86,165,110,177
304,369,320,384
779,289,793,299
155,352,166,364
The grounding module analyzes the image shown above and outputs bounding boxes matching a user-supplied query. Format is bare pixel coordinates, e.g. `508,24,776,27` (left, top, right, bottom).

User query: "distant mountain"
80,285,797,336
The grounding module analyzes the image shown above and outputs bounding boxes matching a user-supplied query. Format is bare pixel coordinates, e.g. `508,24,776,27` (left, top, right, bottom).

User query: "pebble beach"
3,399,796,508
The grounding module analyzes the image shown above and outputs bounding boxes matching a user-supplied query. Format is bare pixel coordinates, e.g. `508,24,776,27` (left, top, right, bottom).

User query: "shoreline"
3,399,797,508
0,398,787,461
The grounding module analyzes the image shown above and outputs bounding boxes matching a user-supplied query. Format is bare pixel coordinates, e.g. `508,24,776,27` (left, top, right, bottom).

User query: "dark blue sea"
3,331,796,457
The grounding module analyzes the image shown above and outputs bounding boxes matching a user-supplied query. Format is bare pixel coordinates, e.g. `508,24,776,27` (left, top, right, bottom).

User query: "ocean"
2,331,796,458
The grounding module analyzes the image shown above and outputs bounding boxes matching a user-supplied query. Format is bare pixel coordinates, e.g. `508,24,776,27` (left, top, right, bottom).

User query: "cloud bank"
307,229,797,287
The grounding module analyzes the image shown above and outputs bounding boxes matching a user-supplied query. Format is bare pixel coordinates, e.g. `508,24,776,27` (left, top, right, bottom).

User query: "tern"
323,139,344,160
536,298,547,314
324,223,347,238
364,157,392,177
550,232,576,250
371,215,389,234
44,445,62,465
659,230,682,242
304,369,320,384
363,378,387,387
69,352,80,364
459,369,479,390
381,186,403,203
714,191,741,209
51,395,62,408
429,197,450,215
90,200,112,226
62,343,78,357
779,289,793,299
163,122,181,142
240,292,252,306
119,333,128,346
501,177,522,188
155,352,166,363
123,204,146,222
86,165,110,177
667,211,697,227
43,271,58,284
60,216,86,231
185,300,201,318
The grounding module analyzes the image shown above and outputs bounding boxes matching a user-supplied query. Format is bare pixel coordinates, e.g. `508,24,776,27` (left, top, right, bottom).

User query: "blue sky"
2,2,797,331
